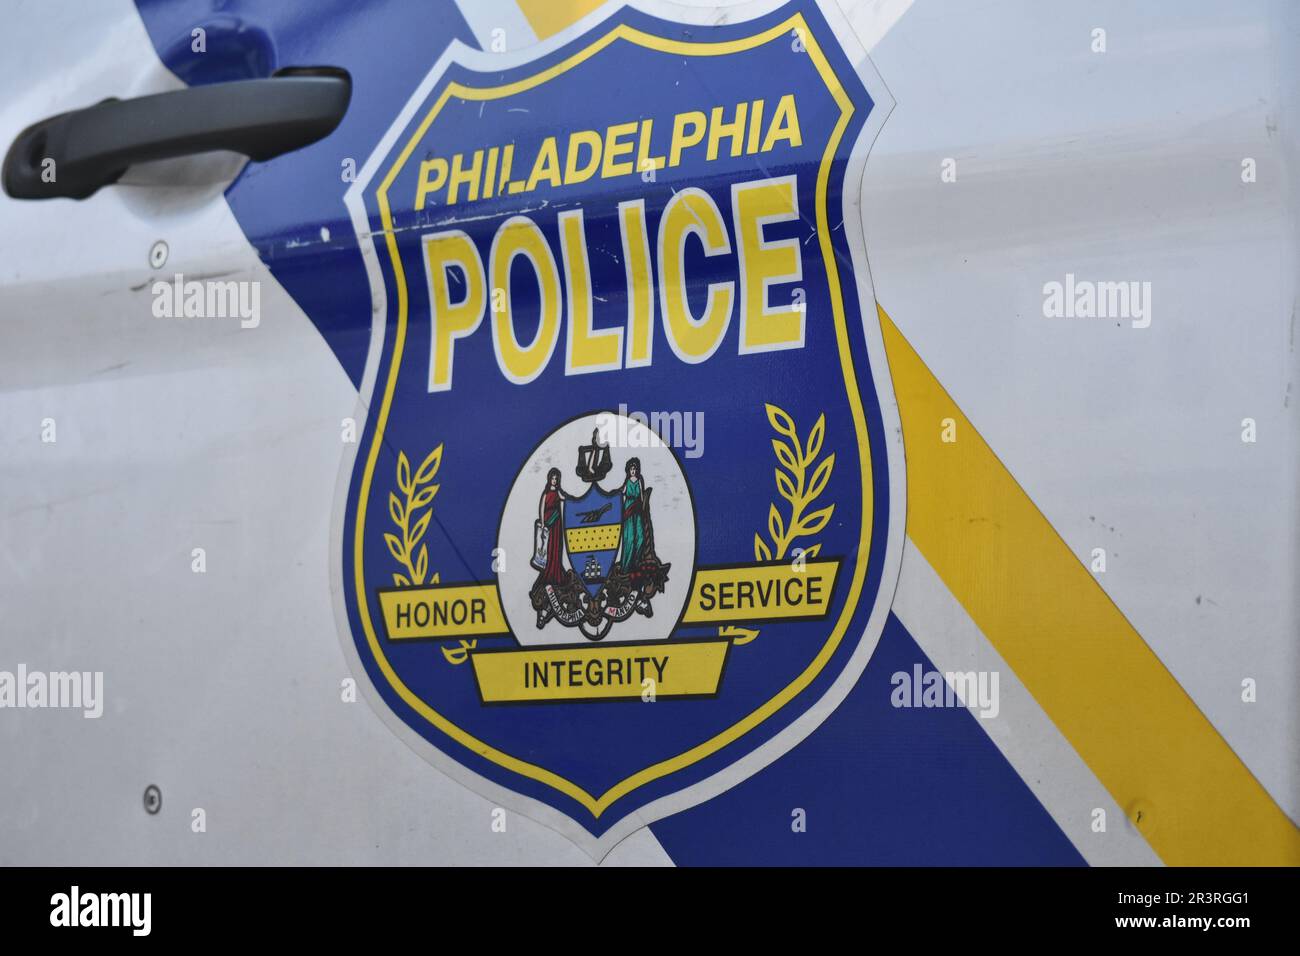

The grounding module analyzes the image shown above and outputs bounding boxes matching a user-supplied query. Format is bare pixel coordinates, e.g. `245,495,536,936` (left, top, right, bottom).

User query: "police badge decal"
337,0,905,856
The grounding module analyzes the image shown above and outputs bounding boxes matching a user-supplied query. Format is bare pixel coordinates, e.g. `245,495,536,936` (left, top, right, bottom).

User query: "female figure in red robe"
530,468,568,625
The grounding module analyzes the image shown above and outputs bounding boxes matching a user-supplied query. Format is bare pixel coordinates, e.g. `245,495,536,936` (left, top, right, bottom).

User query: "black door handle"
3,70,351,200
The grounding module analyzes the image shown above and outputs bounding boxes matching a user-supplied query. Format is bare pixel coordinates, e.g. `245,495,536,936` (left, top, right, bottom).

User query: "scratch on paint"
358,200,558,243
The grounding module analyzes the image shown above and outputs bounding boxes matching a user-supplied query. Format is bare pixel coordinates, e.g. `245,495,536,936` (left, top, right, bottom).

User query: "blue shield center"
563,483,623,596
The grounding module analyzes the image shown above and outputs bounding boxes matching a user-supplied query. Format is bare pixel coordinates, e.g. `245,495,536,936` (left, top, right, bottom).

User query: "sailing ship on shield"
529,430,671,641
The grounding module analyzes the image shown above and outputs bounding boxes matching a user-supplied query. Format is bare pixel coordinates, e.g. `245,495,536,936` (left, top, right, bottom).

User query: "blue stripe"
650,612,1087,865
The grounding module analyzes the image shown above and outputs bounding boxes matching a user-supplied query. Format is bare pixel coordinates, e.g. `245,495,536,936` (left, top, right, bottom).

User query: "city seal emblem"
515,417,684,642
336,0,905,856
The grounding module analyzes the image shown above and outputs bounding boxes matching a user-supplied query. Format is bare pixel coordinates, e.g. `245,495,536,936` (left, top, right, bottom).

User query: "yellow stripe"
518,0,607,37
880,306,1300,865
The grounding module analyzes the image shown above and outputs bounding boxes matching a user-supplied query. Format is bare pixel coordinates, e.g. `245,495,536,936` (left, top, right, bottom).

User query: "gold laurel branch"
386,445,442,586
722,404,836,648
384,445,474,665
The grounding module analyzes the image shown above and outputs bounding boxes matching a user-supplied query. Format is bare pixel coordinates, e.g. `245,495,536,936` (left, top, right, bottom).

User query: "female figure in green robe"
618,458,649,572
611,457,670,617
